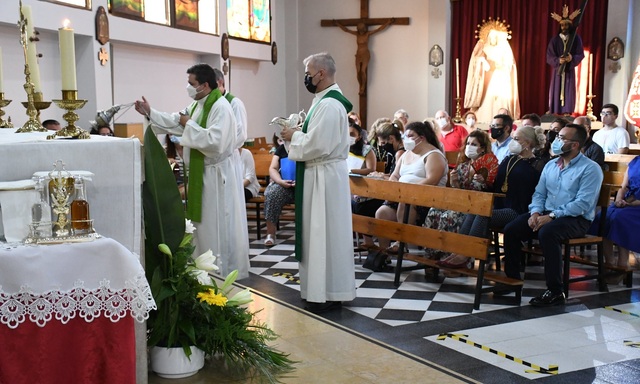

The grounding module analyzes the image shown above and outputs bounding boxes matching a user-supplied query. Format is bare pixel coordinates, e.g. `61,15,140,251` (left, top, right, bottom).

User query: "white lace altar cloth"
0,237,156,329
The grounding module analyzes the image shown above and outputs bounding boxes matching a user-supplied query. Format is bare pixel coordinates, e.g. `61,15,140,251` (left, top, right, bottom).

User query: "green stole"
186,89,223,222
224,92,235,103
294,90,353,261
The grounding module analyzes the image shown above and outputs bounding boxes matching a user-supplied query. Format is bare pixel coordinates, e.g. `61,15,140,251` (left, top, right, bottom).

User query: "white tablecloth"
0,237,155,329
1,130,142,254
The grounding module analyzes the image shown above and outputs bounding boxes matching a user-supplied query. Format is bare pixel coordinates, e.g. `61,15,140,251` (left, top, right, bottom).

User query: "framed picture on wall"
175,0,199,31
109,0,144,20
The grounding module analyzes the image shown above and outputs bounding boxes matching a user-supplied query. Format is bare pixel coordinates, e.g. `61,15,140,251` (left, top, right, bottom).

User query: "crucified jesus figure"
336,19,394,95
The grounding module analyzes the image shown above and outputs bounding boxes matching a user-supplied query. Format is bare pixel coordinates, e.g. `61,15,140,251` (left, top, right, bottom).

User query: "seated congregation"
344,106,636,309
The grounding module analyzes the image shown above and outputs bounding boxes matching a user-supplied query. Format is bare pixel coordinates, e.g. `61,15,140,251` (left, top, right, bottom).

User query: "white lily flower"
194,250,218,271
191,269,212,285
185,219,196,234
227,289,253,307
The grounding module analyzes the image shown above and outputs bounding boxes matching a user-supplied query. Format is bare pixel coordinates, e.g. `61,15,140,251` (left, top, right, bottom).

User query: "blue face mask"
551,138,570,156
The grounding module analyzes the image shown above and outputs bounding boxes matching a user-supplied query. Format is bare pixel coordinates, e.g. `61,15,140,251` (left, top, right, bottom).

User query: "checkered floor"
247,222,640,326
245,221,640,382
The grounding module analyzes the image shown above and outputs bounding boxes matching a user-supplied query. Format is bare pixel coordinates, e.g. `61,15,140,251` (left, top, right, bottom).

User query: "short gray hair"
394,109,409,119
304,52,336,76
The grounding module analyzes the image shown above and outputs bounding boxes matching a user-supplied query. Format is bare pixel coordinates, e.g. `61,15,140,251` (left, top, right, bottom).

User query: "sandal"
264,235,275,247
386,241,400,254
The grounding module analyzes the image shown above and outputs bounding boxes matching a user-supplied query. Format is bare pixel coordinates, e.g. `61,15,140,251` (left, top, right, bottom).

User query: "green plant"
143,128,295,382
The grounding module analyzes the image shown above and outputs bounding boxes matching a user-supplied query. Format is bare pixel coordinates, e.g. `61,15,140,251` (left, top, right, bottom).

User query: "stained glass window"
227,0,270,43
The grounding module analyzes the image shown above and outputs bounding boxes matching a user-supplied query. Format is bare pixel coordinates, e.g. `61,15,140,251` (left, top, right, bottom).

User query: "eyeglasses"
600,111,614,116
489,124,504,129
557,135,577,143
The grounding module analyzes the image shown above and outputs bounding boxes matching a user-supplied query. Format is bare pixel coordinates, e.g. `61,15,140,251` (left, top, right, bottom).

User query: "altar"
0,129,142,254
0,237,155,384
0,129,148,383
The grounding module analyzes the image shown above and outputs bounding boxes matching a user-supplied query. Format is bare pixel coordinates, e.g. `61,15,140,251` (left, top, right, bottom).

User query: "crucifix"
321,0,409,129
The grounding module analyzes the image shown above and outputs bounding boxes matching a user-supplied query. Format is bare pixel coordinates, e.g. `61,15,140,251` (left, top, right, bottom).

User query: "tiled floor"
151,222,640,383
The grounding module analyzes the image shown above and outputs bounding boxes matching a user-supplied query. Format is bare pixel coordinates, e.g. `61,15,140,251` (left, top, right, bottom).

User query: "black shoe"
493,286,518,296
304,301,342,314
529,290,565,307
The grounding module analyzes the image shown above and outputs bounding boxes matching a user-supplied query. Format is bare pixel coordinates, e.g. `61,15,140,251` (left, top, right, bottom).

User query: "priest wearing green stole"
280,53,356,313
134,63,250,279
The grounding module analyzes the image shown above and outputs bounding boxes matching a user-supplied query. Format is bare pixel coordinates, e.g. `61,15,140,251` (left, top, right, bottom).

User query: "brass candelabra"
49,90,90,139
16,1,46,133
586,94,597,121
452,97,463,123
21,92,51,123
0,93,13,128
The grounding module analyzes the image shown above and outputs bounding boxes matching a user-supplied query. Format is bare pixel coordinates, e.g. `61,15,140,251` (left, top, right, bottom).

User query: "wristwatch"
549,212,557,220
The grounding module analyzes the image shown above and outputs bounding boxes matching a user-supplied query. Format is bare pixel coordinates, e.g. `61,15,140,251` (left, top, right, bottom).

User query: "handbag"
362,250,390,272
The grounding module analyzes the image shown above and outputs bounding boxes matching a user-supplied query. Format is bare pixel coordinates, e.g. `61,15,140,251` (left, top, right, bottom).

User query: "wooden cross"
321,0,409,129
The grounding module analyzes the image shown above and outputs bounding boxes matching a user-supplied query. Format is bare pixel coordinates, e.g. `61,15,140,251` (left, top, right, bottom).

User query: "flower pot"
150,346,205,379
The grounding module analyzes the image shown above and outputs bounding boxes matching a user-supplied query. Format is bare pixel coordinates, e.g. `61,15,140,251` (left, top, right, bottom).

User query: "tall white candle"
21,5,42,93
455,58,460,98
59,20,77,91
588,53,593,97
0,47,4,93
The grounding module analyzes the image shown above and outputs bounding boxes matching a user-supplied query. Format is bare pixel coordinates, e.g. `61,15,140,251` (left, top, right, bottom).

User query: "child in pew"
263,143,296,246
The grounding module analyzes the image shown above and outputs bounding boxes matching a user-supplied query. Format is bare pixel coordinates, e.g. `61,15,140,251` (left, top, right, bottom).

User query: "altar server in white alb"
134,63,250,279
280,52,356,313
213,66,250,262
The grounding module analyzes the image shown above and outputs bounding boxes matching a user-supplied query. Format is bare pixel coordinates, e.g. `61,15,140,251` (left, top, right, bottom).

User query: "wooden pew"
605,153,636,172
246,153,295,239
349,176,523,310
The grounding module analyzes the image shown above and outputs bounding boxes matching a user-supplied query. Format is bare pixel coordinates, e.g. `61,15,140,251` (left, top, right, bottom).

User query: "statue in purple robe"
547,6,584,115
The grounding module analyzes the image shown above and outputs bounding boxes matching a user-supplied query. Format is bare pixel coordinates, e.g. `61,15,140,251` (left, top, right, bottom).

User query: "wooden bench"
246,153,295,239
605,153,636,172
349,176,523,310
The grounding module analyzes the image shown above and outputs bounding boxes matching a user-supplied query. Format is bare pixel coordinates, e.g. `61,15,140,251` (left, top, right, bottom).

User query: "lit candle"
0,47,4,93
588,52,593,97
21,5,42,93
456,58,460,98
59,19,77,91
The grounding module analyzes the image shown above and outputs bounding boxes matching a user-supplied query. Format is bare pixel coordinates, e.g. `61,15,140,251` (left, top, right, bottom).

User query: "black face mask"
381,143,394,153
304,74,317,94
547,130,558,144
490,128,505,140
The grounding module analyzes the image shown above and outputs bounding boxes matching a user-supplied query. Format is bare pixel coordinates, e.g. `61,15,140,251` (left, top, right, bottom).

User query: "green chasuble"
294,90,353,261
224,92,235,103
186,89,223,222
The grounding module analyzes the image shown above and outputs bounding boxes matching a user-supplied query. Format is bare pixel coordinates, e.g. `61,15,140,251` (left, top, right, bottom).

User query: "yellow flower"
197,289,228,306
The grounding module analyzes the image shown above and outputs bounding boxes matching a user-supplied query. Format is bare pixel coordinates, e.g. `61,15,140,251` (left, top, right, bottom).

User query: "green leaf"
143,126,185,281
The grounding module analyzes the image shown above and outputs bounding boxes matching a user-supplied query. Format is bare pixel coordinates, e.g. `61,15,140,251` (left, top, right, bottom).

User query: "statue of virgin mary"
464,18,520,123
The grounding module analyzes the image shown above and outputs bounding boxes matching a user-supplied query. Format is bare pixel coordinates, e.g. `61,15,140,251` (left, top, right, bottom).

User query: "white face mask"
466,118,476,126
186,83,202,99
508,139,523,155
436,118,448,129
348,136,357,146
403,137,416,152
465,145,480,159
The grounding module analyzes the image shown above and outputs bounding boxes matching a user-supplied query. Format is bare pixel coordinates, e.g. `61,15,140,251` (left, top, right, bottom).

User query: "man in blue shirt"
490,114,513,164
500,124,603,306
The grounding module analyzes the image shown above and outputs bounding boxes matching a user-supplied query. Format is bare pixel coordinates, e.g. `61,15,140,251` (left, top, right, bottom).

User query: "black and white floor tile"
244,222,640,383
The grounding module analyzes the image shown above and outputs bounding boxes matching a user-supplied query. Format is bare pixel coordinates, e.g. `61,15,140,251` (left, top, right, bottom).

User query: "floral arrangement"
142,128,294,382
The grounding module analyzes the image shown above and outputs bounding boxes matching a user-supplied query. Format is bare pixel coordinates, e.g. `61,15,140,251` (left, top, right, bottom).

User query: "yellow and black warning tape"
605,306,640,348
437,333,558,375
604,306,640,318
272,272,300,284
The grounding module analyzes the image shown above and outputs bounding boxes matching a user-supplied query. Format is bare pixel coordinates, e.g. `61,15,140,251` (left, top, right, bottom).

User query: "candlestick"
588,52,593,97
453,97,462,123
21,92,51,122
59,20,77,91
0,93,13,128
0,47,3,93
586,94,597,121
21,5,42,93
455,58,460,98
49,90,90,140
